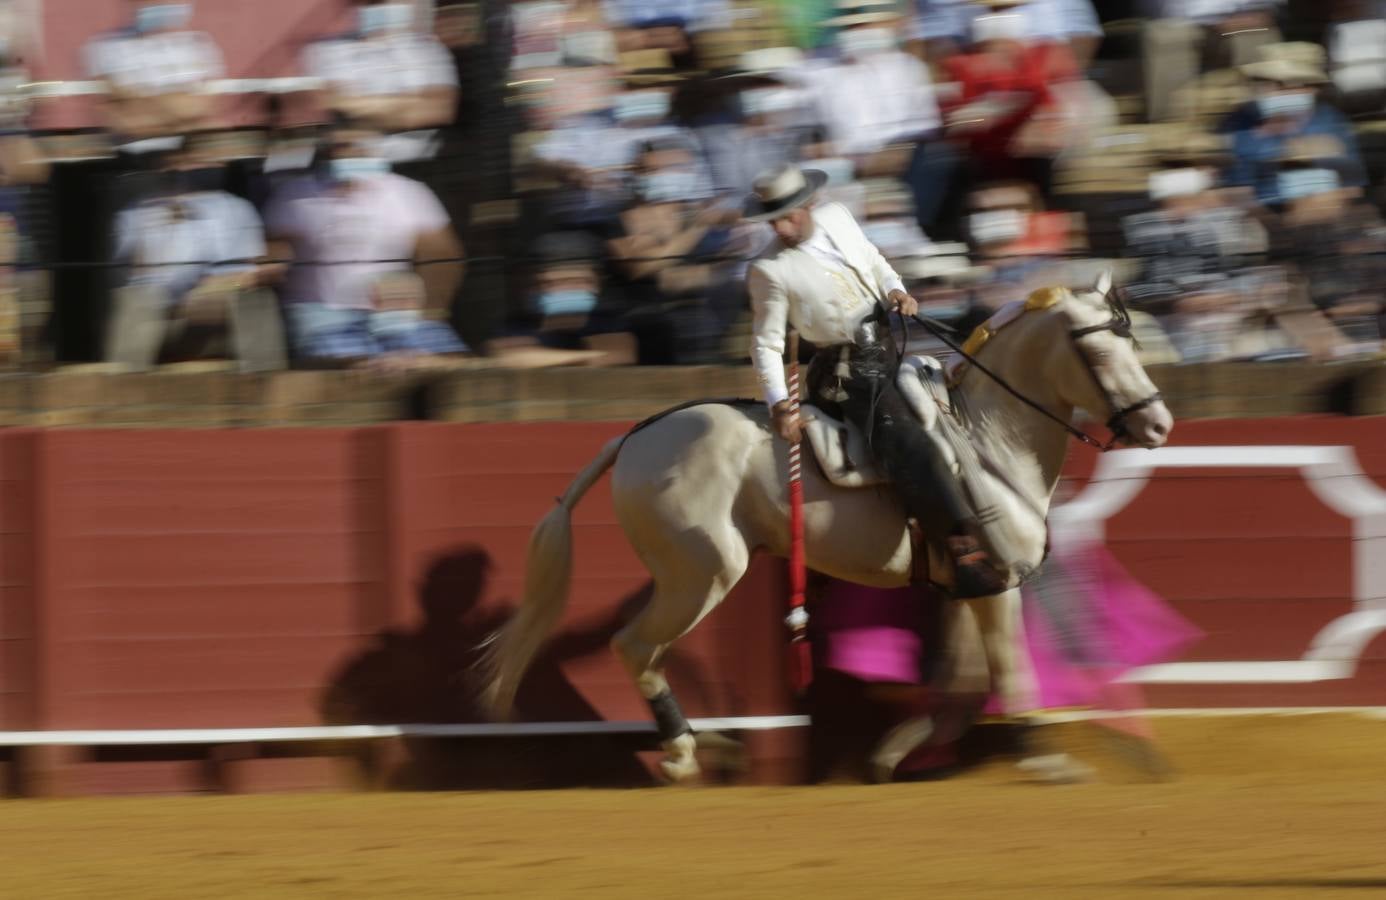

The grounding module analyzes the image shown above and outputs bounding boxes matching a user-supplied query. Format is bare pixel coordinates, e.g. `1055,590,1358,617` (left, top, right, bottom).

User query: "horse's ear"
1094,270,1113,298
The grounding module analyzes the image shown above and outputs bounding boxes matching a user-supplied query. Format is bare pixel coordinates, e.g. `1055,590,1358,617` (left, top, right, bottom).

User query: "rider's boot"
947,527,1007,599
878,409,1008,598
838,349,1010,599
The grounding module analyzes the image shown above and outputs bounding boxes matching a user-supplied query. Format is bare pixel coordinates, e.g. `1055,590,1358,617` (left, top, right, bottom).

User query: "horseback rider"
745,163,1005,598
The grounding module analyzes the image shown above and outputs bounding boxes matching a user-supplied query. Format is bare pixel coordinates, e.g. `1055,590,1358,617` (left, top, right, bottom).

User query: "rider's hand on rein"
888,289,919,318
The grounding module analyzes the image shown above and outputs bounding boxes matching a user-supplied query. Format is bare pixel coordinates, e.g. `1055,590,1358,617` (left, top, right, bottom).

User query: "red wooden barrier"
1064,417,1386,708
0,423,794,730
1,417,1384,793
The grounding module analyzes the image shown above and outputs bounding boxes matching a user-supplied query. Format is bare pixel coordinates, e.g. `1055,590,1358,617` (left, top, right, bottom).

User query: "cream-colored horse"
480,275,1173,781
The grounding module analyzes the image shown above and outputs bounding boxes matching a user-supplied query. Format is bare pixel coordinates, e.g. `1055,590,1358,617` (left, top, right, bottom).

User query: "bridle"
1066,289,1164,450
907,288,1162,452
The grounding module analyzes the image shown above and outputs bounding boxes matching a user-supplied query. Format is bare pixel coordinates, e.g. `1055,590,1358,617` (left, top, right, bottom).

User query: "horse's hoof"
1016,753,1096,785
659,733,701,785
659,756,702,784
869,716,935,784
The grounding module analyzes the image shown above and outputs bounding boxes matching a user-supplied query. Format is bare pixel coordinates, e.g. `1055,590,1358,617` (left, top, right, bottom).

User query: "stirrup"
948,535,1006,598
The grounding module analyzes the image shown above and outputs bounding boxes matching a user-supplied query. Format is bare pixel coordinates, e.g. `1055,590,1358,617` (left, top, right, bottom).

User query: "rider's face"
771,206,814,247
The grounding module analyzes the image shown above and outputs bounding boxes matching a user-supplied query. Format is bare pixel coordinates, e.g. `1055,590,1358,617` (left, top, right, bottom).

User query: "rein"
903,287,1160,453
904,313,1109,451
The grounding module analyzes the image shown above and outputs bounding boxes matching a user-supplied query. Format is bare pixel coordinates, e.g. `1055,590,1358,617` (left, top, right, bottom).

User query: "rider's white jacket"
748,201,906,408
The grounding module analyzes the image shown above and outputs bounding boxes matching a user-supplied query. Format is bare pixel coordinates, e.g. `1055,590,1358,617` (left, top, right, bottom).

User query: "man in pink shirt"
264,122,468,370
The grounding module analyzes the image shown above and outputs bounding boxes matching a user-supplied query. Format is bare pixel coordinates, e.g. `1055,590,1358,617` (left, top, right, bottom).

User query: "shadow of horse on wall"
320,545,712,789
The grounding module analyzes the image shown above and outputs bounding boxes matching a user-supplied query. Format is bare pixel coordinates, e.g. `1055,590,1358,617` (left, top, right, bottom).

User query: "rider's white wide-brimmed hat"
744,165,828,222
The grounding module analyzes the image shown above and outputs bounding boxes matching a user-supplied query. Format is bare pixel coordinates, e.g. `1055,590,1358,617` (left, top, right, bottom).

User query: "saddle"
799,354,953,490
800,354,1029,584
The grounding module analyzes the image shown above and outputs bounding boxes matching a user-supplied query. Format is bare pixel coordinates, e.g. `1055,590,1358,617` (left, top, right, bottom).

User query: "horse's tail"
478,436,625,719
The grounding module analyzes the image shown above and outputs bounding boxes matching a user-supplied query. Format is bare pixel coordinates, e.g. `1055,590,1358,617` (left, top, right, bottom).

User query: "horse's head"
1030,272,1173,449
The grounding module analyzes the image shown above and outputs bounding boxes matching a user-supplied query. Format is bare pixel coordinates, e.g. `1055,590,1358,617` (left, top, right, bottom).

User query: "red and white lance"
784,331,811,693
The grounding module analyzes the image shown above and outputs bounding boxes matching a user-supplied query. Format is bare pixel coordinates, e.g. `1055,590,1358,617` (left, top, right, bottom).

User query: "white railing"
0,716,811,746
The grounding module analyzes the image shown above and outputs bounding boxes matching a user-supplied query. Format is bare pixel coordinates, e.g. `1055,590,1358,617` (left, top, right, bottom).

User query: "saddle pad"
801,404,886,488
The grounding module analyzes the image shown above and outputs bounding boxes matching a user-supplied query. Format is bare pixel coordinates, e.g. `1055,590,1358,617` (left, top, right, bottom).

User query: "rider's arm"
748,263,790,408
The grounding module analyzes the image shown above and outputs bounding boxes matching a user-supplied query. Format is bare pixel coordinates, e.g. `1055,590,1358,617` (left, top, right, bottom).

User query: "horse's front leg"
963,588,1036,717
966,589,1094,783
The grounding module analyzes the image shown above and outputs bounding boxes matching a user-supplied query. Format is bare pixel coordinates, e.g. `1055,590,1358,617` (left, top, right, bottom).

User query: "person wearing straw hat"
745,163,1006,598
612,49,697,142
797,0,957,232
1222,42,1365,204
1140,1,1281,123
1264,133,1386,356
1120,130,1268,348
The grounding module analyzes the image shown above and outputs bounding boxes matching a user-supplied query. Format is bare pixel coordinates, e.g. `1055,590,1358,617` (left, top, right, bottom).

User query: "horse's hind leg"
613,621,699,783
613,542,748,784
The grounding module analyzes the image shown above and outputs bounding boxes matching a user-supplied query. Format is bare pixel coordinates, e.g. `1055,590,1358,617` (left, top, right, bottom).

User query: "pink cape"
815,582,927,684
1020,542,1203,710
813,544,1202,710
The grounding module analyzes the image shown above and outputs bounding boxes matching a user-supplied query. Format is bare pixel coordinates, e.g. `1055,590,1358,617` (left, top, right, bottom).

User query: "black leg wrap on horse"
648,690,693,742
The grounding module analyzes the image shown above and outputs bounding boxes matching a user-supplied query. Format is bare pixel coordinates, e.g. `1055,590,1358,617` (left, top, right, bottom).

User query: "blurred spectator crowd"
4,0,1386,372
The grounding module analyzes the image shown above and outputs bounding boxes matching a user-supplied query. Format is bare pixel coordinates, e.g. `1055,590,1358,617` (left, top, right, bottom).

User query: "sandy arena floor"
2,715,1384,899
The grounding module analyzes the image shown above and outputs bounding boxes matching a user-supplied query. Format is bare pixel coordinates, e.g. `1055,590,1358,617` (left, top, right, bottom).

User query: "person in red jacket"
940,0,1078,191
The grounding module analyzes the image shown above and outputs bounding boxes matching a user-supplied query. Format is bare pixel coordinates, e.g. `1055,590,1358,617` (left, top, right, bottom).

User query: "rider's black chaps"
809,315,976,542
